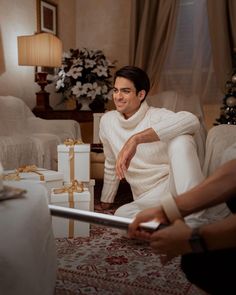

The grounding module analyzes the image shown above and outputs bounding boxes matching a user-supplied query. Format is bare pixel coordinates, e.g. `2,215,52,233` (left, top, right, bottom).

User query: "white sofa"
203,124,236,176
0,96,81,171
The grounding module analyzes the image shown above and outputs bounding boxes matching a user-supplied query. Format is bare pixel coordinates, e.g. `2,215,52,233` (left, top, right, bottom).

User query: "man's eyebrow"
113,87,132,90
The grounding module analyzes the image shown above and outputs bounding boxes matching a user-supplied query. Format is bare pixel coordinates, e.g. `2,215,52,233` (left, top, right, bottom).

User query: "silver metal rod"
49,204,165,232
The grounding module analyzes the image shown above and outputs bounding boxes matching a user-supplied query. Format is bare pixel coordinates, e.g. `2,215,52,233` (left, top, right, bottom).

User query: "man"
128,159,236,295
98,65,229,225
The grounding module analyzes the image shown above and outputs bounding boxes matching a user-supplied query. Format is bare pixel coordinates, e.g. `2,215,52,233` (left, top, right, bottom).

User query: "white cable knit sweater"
99,101,200,203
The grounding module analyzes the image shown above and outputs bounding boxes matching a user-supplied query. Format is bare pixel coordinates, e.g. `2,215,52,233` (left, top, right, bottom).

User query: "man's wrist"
131,133,141,145
160,193,182,223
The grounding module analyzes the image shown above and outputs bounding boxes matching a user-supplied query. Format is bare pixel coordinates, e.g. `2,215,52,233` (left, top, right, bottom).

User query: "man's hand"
116,128,159,180
116,136,137,180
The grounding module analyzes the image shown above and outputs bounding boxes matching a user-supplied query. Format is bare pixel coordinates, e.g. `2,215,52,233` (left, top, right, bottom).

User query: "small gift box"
57,139,90,183
64,179,95,211
50,180,91,238
3,165,63,196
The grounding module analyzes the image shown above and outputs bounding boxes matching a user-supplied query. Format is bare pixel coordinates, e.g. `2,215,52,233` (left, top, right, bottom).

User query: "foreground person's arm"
129,160,236,242
147,215,236,259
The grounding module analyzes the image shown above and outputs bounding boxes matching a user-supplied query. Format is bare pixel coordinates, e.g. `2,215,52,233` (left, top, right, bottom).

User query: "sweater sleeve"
99,116,120,203
150,109,200,143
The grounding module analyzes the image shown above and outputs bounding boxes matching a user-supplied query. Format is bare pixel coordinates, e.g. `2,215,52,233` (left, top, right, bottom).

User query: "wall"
75,0,131,68
0,0,131,110
75,0,131,110
0,0,222,127
0,0,76,109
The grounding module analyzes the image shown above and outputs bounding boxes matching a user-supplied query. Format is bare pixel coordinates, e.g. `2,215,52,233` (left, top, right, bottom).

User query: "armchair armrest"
27,117,82,140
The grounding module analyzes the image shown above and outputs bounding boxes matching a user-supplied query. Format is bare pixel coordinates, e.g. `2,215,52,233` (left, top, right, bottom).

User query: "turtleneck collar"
116,100,149,129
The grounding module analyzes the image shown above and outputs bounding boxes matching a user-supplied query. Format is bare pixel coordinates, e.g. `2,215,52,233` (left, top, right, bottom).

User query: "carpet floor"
54,181,206,295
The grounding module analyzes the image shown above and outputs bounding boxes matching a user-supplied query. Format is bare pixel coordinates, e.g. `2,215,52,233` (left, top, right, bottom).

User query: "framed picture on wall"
37,0,58,35
35,0,59,81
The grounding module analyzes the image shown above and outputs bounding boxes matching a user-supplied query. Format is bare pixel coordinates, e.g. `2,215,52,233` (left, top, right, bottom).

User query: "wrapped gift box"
84,179,95,211
64,179,95,211
57,143,90,182
50,187,91,238
3,167,63,196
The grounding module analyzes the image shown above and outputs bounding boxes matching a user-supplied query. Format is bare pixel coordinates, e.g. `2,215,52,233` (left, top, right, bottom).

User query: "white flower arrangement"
55,48,116,109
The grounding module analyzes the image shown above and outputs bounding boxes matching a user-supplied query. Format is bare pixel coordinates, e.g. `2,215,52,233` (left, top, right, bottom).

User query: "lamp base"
33,90,53,112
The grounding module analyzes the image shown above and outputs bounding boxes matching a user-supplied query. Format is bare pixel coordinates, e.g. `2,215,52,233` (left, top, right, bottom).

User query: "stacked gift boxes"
3,139,94,238
50,180,90,238
53,140,92,238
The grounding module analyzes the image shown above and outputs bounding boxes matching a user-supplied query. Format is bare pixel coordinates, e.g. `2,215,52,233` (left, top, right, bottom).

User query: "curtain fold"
207,0,236,92
129,0,179,94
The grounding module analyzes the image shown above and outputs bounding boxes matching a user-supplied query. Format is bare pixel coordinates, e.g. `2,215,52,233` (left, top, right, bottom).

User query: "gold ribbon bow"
53,179,84,195
3,165,44,181
63,138,83,182
63,138,83,146
53,180,84,238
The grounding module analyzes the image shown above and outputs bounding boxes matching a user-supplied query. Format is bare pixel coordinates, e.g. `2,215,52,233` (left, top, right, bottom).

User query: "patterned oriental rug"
54,181,206,295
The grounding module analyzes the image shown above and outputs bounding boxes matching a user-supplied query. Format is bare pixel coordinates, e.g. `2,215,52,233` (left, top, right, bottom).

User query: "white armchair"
0,96,81,170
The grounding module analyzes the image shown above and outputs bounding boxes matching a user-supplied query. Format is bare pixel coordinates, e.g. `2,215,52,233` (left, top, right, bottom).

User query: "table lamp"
17,32,62,111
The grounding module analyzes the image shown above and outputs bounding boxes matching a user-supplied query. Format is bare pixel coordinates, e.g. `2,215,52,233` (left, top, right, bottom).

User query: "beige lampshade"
17,32,62,67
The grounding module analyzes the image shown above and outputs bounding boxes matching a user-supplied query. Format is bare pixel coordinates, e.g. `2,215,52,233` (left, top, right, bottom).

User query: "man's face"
112,77,145,119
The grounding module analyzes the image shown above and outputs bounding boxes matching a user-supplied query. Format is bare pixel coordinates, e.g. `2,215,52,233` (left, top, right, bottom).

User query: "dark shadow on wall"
0,26,6,75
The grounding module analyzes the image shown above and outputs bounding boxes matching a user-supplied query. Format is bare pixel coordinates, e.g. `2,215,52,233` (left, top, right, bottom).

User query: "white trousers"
115,135,230,227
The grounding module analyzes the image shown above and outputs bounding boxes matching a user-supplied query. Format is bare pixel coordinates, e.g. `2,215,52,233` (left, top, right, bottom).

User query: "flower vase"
78,97,91,111
89,96,106,112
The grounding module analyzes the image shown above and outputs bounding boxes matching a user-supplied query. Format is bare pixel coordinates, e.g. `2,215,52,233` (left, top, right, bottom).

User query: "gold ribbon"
63,138,83,182
3,165,45,181
53,180,84,238
63,138,83,146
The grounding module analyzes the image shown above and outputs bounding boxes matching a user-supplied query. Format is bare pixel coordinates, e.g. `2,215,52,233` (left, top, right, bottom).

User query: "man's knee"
168,134,204,193
168,135,197,158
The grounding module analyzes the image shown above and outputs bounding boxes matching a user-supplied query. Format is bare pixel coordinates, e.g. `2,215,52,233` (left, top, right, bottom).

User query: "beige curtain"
207,0,236,92
129,0,179,94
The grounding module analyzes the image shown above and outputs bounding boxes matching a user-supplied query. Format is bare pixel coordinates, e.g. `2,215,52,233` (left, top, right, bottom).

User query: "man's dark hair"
114,66,150,98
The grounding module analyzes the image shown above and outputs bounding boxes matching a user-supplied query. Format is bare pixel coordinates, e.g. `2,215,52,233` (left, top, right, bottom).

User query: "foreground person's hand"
128,206,169,239
149,219,192,260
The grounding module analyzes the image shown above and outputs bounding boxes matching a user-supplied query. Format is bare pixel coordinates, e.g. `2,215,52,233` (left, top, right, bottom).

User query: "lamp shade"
17,33,62,67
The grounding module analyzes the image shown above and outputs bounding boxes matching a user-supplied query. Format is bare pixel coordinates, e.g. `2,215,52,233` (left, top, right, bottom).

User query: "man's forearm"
176,160,236,217
132,128,160,144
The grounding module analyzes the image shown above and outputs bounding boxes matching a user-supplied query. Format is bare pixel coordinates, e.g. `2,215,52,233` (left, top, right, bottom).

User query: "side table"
33,109,96,143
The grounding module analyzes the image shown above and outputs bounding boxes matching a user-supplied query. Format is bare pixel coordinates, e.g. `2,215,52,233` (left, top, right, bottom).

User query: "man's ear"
138,90,146,101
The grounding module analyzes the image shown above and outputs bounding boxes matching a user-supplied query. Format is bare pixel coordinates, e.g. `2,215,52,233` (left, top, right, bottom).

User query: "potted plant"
55,48,116,111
